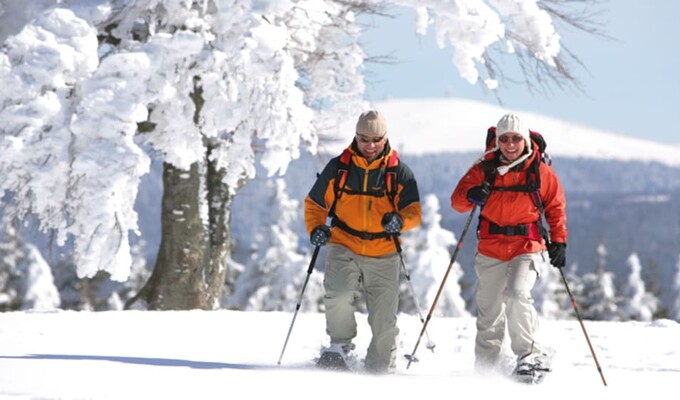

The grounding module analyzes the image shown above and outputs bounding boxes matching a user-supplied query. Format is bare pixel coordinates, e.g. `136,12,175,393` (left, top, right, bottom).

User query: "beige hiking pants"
322,243,400,373
474,251,546,370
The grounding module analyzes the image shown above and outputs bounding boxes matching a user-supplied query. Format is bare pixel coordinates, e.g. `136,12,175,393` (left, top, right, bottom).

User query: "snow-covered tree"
1,1,359,310
620,253,658,321
671,253,680,322
0,1,603,310
0,224,60,311
401,194,469,317
578,268,619,321
572,244,620,321
595,241,606,275
227,178,322,311
533,260,569,320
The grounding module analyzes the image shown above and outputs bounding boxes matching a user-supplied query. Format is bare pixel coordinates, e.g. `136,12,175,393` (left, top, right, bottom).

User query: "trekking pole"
405,205,478,369
277,245,321,365
391,235,436,353
558,267,608,386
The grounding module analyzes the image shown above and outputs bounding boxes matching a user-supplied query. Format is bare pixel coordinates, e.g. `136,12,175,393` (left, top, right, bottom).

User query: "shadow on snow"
0,354,307,371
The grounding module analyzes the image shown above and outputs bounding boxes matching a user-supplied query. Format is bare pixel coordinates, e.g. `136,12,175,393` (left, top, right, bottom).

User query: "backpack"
326,148,400,240
483,126,552,214
328,148,400,218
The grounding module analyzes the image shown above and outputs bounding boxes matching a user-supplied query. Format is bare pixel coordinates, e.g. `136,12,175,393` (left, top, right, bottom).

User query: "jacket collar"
495,140,536,176
349,140,393,169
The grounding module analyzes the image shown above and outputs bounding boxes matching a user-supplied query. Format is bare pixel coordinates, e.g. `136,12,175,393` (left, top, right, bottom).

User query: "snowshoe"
315,343,356,372
512,349,555,385
316,351,350,371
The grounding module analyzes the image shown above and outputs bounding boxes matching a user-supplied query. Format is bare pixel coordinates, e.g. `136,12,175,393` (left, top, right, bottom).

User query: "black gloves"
381,212,403,234
548,242,567,268
310,225,331,246
467,185,490,206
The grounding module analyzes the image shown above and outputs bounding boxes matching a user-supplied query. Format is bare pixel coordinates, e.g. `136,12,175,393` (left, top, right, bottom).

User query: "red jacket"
451,149,567,261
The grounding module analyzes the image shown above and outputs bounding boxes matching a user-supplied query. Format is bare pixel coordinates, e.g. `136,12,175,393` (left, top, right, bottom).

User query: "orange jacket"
451,149,567,261
305,143,421,257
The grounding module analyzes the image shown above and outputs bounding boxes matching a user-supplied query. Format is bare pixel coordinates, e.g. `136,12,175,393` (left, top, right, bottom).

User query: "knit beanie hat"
479,113,533,175
497,113,529,139
356,110,387,135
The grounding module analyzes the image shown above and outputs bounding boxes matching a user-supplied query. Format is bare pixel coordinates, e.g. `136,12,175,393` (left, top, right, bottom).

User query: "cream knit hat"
496,113,529,141
479,113,533,175
356,110,387,135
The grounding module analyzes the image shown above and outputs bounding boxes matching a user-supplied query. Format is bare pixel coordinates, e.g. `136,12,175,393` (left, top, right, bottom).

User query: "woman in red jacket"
451,113,567,380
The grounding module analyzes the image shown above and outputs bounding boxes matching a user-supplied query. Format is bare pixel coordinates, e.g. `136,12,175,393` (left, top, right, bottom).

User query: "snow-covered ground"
0,309,676,399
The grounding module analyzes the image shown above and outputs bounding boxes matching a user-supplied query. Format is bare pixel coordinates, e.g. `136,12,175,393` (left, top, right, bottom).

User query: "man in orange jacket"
451,113,567,380
304,110,422,373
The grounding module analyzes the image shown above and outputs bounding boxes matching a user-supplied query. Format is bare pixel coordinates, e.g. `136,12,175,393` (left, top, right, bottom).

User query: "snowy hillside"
325,98,680,166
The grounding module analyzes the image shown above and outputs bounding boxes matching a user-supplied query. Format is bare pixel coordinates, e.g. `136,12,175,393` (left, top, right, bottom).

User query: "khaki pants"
323,244,400,373
474,251,545,369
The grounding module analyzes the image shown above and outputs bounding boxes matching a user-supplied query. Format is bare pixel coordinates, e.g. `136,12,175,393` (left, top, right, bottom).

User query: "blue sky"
359,1,680,145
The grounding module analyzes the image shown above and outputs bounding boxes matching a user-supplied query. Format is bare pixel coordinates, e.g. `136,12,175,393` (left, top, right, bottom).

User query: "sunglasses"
498,134,524,144
355,132,387,143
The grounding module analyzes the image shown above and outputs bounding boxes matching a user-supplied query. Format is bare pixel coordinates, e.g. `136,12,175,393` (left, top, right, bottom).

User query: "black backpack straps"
384,150,399,205
526,156,545,214
481,129,550,219
483,142,545,213
485,126,497,148
483,167,496,189
328,149,352,218
329,149,401,240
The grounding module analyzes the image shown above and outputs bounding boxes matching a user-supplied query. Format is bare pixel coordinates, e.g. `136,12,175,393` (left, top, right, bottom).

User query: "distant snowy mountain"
326,98,680,166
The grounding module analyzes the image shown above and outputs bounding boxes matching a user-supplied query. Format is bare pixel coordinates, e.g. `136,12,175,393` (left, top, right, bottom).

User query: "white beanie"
496,113,530,142
478,113,533,175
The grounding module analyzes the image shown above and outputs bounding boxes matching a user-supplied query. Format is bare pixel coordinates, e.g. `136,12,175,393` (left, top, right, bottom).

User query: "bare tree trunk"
126,162,208,310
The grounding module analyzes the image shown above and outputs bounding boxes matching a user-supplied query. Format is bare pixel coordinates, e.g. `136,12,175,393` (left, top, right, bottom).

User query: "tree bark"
126,162,208,310
204,143,234,307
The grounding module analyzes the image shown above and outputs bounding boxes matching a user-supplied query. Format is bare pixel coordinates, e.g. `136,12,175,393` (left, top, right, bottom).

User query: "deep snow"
0,309,677,399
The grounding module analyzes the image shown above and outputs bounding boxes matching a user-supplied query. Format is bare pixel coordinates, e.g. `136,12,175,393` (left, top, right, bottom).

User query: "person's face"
355,132,387,162
498,133,526,162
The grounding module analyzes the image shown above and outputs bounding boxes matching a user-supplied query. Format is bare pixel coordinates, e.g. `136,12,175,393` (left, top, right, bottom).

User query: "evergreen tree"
0,224,60,311
671,254,680,322
620,253,658,321
595,241,606,275
401,194,469,317
228,179,322,311
579,271,619,321
533,259,569,320
576,243,619,320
